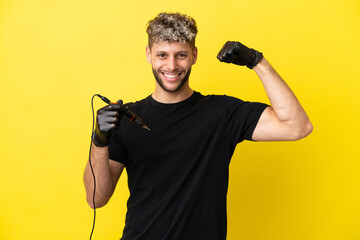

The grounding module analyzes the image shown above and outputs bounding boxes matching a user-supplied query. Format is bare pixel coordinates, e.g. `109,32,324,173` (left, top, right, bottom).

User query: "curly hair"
146,12,198,50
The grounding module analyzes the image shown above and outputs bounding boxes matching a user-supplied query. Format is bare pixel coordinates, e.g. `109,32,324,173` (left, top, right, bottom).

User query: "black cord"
88,94,97,240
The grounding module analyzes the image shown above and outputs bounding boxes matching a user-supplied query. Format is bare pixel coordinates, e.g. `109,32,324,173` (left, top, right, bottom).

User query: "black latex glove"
217,41,263,69
92,100,124,147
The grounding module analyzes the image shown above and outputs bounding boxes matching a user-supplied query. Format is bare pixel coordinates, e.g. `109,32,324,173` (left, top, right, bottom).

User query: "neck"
152,85,194,104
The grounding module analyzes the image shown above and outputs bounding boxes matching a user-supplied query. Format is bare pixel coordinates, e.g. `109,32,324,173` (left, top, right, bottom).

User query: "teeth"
163,73,179,78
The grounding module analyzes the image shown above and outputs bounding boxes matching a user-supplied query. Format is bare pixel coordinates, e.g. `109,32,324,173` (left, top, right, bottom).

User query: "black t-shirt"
109,91,268,240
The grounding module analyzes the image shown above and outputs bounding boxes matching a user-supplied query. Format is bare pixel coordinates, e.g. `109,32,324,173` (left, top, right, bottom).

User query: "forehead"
150,41,192,53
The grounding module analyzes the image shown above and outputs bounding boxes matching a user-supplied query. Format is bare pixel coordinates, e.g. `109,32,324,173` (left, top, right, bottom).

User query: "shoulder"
123,96,151,110
192,93,252,119
199,92,245,101
196,92,237,101
196,92,246,108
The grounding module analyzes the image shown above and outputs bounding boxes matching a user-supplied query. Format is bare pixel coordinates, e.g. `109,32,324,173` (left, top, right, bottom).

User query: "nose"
166,56,177,71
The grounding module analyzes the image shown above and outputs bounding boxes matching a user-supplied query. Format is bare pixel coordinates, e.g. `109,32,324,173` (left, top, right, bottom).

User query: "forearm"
253,58,312,137
83,143,114,208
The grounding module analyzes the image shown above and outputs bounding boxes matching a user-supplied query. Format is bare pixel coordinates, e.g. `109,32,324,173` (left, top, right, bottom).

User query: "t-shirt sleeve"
224,96,269,144
108,126,128,165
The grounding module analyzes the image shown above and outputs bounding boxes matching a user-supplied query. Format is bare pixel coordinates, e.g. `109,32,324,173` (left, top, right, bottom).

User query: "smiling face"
146,41,197,95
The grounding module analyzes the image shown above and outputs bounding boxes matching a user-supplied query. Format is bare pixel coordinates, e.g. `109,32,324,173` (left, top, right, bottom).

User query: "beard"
152,67,192,93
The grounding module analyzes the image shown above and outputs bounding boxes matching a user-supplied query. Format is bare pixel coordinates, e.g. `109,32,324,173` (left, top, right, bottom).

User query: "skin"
251,58,313,141
83,40,313,208
83,144,124,208
146,41,198,103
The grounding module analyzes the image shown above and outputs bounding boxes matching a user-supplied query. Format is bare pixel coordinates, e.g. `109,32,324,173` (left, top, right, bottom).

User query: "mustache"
159,69,183,74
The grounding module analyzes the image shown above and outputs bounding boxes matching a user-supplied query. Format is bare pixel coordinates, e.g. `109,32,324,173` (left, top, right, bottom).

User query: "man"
83,12,312,240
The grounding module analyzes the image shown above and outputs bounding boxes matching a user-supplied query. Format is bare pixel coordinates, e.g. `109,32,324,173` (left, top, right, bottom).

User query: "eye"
177,54,187,59
157,54,166,59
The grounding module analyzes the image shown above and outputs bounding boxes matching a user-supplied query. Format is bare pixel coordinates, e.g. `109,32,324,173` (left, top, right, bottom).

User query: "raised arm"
217,41,312,141
251,57,312,141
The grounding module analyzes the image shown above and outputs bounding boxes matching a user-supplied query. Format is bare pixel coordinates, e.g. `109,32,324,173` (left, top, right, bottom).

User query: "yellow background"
1,0,359,239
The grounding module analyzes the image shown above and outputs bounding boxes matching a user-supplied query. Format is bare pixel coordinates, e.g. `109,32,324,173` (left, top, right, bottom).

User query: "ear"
146,46,152,64
192,47,198,65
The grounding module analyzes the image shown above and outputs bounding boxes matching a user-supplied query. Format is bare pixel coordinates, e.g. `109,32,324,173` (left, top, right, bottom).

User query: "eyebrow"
176,51,189,54
155,51,190,54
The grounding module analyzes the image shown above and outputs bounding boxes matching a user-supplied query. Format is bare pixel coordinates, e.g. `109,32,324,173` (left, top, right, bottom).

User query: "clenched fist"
217,41,263,69
92,100,125,147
